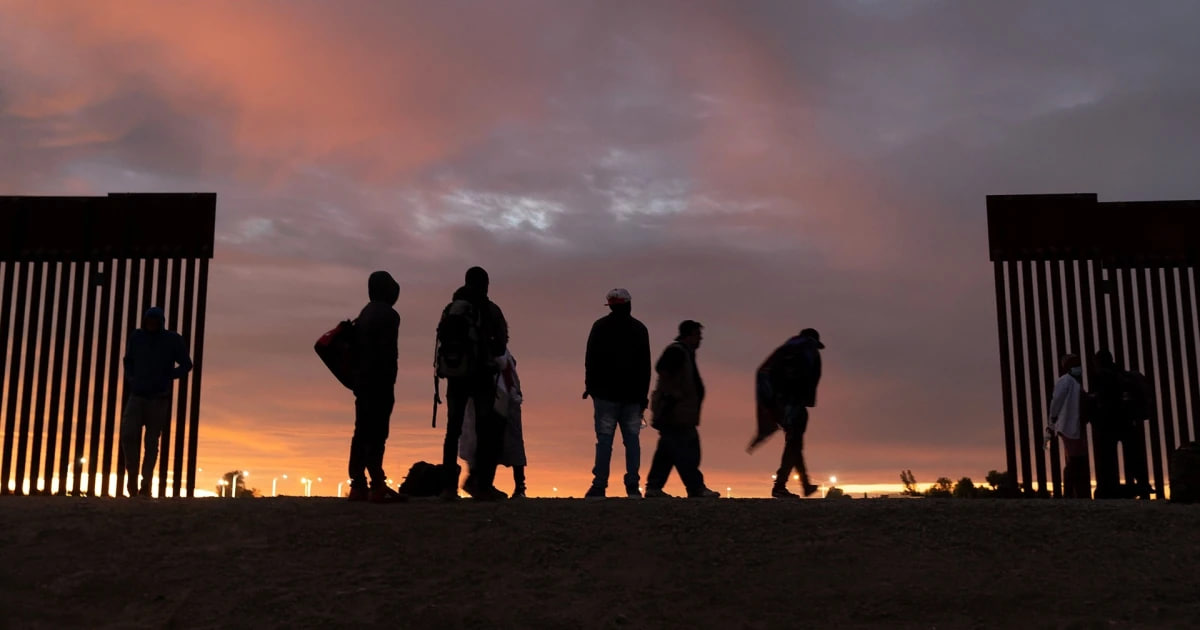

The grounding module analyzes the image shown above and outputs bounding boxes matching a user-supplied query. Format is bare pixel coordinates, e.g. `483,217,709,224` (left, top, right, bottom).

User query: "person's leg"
472,378,504,492
348,394,371,492
140,397,170,495
119,397,144,497
1092,425,1120,498
617,403,642,494
1061,436,1091,499
365,391,394,490
442,384,468,493
512,465,526,497
1121,422,1150,497
674,427,708,496
645,429,673,491
590,399,618,493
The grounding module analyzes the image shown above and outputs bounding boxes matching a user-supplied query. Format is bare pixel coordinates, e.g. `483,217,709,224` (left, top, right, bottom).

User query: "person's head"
605,288,632,315
465,266,490,297
799,328,826,349
1094,349,1114,368
142,307,165,332
1061,353,1082,377
368,270,400,306
677,320,703,350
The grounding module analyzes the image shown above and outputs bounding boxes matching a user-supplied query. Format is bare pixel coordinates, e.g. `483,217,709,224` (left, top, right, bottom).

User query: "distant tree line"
899,469,1023,499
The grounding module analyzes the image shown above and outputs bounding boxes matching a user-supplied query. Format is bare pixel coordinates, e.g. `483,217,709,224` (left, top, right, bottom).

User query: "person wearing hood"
440,266,509,500
1048,354,1089,498
347,270,404,503
120,306,192,497
583,288,651,499
750,328,824,499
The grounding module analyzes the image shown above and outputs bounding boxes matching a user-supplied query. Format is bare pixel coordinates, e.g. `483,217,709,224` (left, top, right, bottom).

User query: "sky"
3,1,1200,497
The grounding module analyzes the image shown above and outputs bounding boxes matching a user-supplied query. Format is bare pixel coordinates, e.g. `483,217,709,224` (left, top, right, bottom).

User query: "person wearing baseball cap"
583,288,652,499
749,327,824,498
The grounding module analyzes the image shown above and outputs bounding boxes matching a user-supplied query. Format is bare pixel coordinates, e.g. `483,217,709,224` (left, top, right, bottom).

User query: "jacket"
1049,373,1083,440
584,310,651,405
650,341,704,428
124,329,192,397
352,271,400,392
758,335,822,408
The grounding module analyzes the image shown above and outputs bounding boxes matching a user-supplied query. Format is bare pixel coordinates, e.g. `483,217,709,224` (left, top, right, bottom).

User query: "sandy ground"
2,497,1199,630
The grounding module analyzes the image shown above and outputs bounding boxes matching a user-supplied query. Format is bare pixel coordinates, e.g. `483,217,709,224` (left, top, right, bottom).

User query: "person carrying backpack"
750,328,824,498
435,266,509,500
347,270,406,504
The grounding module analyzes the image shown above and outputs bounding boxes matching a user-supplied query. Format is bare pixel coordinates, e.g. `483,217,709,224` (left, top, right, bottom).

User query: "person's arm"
584,322,599,398
488,302,509,358
656,345,685,377
171,334,193,379
1048,376,1069,429
637,324,651,410
123,334,135,377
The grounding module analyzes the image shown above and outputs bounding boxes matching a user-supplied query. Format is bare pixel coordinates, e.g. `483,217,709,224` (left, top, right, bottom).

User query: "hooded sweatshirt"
352,271,401,392
124,307,193,397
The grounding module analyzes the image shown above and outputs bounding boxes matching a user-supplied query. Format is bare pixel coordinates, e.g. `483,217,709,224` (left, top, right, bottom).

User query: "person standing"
645,320,720,499
750,328,824,498
437,266,509,501
1048,354,1089,498
347,271,405,503
1089,351,1124,499
459,349,528,498
120,307,192,497
583,288,652,499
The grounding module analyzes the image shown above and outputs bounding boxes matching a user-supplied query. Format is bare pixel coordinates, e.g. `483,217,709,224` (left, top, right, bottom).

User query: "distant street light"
217,479,229,498
272,474,288,497
829,476,838,485
232,471,248,498
726,487,732,498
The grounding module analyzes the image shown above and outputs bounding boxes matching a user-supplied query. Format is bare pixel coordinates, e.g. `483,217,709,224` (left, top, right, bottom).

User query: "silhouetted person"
1090,351,1124,498
459,349,527,498
347,271,405,504
752,328,824,498
645,320,719,499
583,288,651,499
439,266,509,501
1092,351,1152,498
1048,354,1089,498
120,307,192,497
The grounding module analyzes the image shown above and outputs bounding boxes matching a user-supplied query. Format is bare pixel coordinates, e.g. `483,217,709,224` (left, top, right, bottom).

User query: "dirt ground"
2,497,1199,629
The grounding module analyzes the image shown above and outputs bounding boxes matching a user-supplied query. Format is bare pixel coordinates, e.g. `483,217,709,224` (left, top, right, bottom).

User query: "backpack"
1118,370,1154,422
315,319,356,390
399,461,443,497
434,298,483,379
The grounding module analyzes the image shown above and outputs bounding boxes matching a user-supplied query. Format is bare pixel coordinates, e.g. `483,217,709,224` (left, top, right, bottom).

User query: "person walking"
583,288,651,499
1048,354,1089,498
120,307,192,497
436,266,509,500
644,320,720,499
750,328,824,498
347,271,405,503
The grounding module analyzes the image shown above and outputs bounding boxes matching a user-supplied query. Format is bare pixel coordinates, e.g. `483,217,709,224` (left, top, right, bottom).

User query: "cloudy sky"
3,1,1199,496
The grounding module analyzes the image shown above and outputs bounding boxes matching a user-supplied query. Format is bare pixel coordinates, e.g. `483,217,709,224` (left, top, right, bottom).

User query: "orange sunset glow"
5,1,1199,499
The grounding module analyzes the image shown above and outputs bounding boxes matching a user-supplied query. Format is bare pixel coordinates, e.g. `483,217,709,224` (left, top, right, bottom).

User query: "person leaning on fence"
120,307,192,498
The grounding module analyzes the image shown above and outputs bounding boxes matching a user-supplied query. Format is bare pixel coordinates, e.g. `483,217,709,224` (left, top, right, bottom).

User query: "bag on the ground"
399,461,444,497
315,320,356,390
434,299,482,379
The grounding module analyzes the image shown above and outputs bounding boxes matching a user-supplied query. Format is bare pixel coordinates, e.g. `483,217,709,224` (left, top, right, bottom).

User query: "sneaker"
584,486,606,500
347,486,369,502
772,486,800,499
802,483,820,498
369,486,408,504
626,487,642,499
644,487,674,499
689,488,721,499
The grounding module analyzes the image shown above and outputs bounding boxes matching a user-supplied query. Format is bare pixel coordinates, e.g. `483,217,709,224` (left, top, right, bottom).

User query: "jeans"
349,389,393,490
590,398,642,491
646,425,706,495
120,395,172,495
776,405,810,487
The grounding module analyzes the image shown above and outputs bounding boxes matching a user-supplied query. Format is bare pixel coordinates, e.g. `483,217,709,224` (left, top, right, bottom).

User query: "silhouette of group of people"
119,266,825,501
1048,351,1153,499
